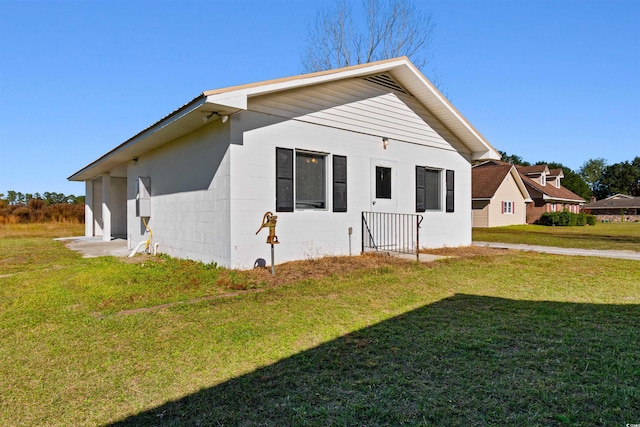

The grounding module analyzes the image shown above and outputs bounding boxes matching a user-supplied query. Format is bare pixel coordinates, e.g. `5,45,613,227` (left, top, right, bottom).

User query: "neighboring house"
583,194,640,222
471,164,532,227
517,165,585,223
475,161,585,224
68,57,500,268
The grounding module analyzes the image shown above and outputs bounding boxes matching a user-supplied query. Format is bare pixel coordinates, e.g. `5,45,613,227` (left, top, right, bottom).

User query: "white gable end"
248,77,469,157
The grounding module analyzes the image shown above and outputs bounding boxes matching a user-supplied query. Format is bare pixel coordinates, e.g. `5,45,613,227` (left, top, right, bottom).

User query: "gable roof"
69,57,500,181
476,161,584,203
548,168,564,178
472,164,531,201
583,194,640,209
519,174,585,203
517,165,549,176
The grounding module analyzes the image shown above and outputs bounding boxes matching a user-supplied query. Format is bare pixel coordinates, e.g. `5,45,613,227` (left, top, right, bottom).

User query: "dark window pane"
296,152,326,209
424,168,440,210
376,166,392,199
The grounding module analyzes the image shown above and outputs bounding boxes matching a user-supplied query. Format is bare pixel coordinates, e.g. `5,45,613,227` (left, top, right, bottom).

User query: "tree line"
0,191,85,224
499,152,640,201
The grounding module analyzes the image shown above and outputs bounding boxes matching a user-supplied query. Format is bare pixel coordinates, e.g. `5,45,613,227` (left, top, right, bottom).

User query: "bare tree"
301,0,435,72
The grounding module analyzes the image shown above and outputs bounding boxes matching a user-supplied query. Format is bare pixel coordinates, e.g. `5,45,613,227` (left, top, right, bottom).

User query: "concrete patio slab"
56,236,130,258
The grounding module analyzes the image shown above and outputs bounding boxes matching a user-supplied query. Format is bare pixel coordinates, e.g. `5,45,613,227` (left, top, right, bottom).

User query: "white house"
68,57,500,268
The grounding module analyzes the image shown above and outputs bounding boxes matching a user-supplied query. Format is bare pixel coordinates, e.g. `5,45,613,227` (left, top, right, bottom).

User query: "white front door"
370,158,397,212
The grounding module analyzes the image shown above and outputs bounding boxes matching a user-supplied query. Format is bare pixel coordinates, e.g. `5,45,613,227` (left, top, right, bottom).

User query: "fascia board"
205,58,409,99
542,195,586,203
510,168,532,200
204,57,500,161
205,93,247,111
392,63,501,161
471,150,502,161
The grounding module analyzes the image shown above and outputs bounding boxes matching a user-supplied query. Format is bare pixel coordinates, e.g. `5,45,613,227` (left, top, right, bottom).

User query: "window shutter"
416,166,425,212
501,201,505,214
276,148,294,212
513,201,515,214
333,155,347,212
446,169,455,213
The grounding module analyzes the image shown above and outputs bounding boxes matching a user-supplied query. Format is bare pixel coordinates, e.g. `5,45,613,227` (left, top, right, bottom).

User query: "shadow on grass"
107,295,640,426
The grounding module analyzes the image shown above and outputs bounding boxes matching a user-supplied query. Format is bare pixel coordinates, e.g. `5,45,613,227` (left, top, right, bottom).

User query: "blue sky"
1,0,638,196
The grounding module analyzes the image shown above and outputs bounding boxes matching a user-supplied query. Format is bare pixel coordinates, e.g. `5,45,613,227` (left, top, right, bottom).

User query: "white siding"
227,109,472,269
249,78,470,156
126,121,232,264
123,77,475,268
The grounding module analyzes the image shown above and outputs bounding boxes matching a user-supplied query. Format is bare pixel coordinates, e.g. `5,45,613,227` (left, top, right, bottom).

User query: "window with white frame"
296,152,326,209
276,148,347,212
502,201,514,214
376,166,392,199
415,167,454,212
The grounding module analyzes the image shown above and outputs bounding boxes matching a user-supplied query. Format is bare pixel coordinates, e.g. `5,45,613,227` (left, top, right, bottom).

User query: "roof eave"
542,194,586,203
70,57,501,181
206,57,500,161
390,61,501,161
68,95,246,182
510,167,532,200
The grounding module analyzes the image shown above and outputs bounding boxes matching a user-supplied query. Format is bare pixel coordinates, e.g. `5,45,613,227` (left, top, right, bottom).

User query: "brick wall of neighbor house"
564,204,580,214
527,201,584,223
595,214,640,222
584,208,639,216
526,200,548,224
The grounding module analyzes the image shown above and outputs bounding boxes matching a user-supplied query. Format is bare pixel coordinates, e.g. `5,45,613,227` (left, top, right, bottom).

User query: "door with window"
370,159,396,212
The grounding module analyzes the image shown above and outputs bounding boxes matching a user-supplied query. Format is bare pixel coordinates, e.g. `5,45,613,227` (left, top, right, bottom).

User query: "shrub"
574,213,587,226
538,211,590,227
586,215,597,226
12,206,30,222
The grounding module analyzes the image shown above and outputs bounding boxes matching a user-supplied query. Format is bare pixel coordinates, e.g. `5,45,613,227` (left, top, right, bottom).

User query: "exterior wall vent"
362,74,408,94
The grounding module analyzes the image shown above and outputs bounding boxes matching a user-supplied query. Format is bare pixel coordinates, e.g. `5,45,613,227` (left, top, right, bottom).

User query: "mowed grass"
473,221,640,251
1,224,639,426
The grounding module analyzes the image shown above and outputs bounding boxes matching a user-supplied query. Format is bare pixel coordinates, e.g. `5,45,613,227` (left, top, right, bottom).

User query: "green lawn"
473,221,640,252
1,224,639,426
